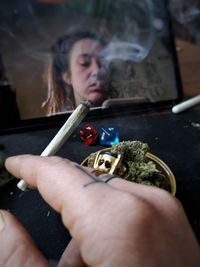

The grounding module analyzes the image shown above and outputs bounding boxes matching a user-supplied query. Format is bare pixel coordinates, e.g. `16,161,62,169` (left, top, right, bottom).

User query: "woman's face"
64,38,110,107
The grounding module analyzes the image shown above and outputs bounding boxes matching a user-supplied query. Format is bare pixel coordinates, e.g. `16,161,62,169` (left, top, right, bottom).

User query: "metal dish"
81,148,176,196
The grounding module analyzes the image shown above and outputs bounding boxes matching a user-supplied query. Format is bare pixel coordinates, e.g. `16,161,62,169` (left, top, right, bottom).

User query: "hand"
1,155,199,267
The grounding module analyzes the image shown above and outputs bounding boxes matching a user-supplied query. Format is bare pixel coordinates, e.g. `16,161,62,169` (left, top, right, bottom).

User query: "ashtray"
81,141,176,196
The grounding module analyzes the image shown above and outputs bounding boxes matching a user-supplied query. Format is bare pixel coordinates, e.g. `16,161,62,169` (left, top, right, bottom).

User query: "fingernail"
0,210,5,232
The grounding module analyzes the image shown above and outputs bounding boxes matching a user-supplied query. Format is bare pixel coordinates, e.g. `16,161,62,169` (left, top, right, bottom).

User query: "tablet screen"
0,0,182,132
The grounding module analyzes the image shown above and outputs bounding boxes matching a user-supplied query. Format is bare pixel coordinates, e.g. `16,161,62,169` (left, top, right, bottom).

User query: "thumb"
0,210,49,267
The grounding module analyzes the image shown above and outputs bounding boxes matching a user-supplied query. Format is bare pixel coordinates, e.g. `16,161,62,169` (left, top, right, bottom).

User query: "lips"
88,80,102,91
89,83,100,89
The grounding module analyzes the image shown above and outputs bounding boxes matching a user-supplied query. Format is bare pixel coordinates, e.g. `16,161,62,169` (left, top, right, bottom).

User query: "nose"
90,58,100,77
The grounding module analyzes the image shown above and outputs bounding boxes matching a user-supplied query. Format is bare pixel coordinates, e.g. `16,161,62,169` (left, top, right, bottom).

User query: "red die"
79,124,99,145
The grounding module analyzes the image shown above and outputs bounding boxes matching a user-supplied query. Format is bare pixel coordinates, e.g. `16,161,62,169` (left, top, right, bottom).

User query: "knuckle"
141,187,185,220
118,194,159,237
121,193,157,223
154,189,182,211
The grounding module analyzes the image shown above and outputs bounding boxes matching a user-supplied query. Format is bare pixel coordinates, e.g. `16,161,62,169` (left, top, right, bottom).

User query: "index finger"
5,155,118,231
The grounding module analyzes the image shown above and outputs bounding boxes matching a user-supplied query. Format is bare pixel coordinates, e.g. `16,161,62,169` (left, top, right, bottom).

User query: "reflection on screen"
0,0,179,122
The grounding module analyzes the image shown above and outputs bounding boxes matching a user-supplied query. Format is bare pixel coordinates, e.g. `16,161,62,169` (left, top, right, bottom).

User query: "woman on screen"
42,31,115,114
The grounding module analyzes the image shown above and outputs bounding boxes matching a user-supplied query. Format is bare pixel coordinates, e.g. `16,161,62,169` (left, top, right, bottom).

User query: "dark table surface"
0,108,200,261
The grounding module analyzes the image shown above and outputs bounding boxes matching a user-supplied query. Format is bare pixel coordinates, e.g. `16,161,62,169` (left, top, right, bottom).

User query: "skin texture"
63,39,110,107
0,154,200,267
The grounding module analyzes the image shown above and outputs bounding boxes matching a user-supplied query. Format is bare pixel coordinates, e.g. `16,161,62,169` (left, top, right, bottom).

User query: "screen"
0,0,182,131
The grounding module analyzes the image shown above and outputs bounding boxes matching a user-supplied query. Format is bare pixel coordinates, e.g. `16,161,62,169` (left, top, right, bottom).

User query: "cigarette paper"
172,95,200,114
17,100,92,191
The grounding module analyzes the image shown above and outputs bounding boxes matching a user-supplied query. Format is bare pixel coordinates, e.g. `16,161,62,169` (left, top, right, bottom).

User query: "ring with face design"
92,151,128,177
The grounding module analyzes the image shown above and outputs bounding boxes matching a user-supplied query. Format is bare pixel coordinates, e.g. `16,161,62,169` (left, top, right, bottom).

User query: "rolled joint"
80,99,93,109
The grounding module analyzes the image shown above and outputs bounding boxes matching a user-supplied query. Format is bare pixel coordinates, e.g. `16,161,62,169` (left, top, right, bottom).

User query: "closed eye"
78,54,92,67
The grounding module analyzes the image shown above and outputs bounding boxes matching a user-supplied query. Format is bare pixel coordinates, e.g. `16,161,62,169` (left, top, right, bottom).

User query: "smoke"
99,0,157,63
101,41,151,63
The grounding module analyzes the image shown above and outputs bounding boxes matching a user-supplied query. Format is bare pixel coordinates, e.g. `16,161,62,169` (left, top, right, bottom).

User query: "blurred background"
170,0,200,98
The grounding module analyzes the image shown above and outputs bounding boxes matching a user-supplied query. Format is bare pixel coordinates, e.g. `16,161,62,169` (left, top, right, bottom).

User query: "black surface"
0,109,200,260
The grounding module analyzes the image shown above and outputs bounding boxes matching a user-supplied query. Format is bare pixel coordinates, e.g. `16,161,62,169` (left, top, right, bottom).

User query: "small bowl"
81,148,176,196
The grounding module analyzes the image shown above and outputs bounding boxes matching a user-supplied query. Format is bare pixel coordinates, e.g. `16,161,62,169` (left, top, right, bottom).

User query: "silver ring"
99,174,119,183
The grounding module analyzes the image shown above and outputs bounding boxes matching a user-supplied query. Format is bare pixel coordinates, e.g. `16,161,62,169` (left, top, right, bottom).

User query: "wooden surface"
176,39,200,98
